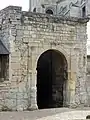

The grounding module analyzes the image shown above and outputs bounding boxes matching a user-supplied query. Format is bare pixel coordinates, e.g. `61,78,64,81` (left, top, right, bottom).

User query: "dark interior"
0,55,9,81
46,9,53,14
37,50,67,109
82,6,86,17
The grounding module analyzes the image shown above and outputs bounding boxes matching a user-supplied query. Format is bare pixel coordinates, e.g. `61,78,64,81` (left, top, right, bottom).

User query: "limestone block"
16,30,23,36
23,37,29,43
28,26,32,31
16,99,28,111
5,98,17,110
24,31,29,35
11,63,20,70
17,92,24,100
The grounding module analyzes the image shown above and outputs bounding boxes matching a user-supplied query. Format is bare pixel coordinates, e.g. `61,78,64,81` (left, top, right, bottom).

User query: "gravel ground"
0,108,90,120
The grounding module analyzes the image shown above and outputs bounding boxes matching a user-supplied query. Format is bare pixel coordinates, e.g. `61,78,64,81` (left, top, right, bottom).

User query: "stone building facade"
0,6,89,111
86,56,90,105
30,0,90,18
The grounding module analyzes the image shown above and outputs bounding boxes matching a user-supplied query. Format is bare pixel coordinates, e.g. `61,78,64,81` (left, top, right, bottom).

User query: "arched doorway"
37,50,68,109
46,9,53,14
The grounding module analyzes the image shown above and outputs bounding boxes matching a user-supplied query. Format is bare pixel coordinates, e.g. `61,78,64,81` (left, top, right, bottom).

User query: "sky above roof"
0,0,29,11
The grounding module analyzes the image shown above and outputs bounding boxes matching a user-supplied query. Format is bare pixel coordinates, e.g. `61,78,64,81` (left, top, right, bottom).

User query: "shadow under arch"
46,9,53,14
36,49,68,109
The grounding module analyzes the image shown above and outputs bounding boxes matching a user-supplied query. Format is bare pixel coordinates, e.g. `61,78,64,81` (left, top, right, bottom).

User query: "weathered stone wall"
0,6,88,111
86,56,90,106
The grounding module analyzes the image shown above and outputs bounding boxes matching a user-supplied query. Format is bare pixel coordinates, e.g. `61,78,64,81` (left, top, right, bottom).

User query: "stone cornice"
0,6,89,24
22,11,89,24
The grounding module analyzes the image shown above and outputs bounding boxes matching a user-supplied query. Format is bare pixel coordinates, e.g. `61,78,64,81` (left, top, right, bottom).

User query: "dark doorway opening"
46,9,53,14
82,6,86,17
33,8,36,12
37,50,67,109
0,55,9,82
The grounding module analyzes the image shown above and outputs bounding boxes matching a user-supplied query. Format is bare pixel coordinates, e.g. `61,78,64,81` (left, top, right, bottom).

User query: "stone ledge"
22,11,89,24
0,6,89,24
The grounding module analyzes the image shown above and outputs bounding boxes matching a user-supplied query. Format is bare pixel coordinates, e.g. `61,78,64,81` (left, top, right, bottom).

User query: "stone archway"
36,49,68,109
46,9,53,14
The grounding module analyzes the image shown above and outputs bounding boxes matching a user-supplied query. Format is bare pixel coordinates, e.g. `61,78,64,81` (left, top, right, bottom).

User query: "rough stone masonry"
0,6,89,111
